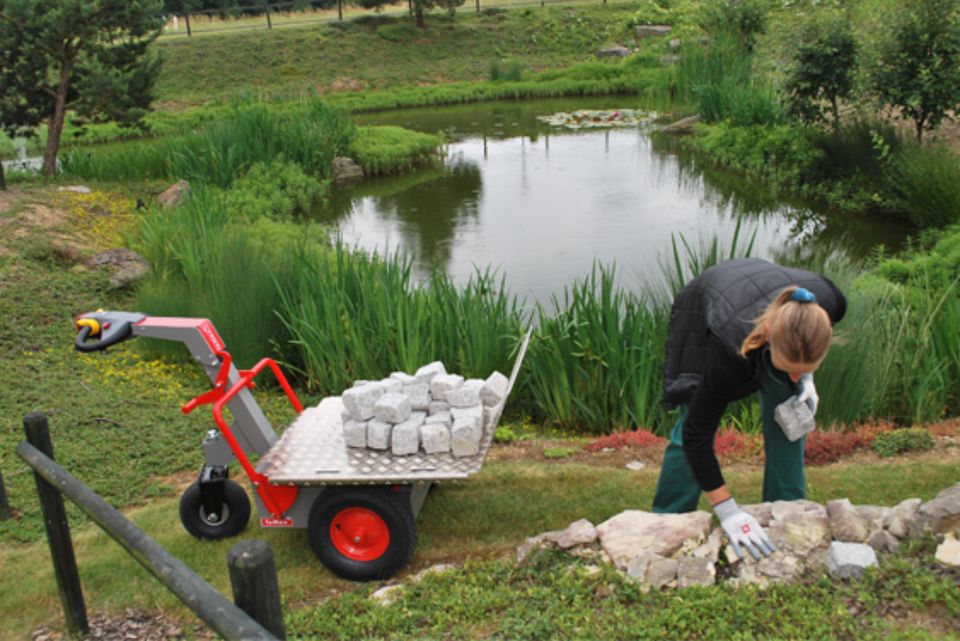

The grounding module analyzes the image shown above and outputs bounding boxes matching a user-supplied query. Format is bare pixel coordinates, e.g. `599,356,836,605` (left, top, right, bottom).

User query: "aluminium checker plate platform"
256,329,531,486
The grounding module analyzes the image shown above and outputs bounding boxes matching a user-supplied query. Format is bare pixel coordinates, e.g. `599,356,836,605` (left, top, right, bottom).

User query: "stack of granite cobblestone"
340,361,509,458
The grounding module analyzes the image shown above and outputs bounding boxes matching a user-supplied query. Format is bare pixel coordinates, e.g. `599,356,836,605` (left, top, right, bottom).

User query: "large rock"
912,483,960,537
366,419,392,450
546,519,598,549
884,498,921,539
415,361,447,384
85,248,150,290
635,24,672,38
342,419,367,448
936,532,960,567
827,499,869,542
678,557,716,587
826,542,877,579
404,383,431,411
156,180,190,208
597,45,630,59
659,115,701,135
451,412,482,457
595,510,712,569
645,556,679,588
332,157,364,184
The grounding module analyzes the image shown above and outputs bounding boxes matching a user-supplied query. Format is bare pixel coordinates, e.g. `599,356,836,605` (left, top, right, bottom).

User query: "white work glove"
797,373,819,415
714,497,776,560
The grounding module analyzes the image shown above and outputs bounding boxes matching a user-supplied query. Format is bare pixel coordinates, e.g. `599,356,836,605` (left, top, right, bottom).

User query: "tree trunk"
916,117,924,144
0,160,6,191
414,1,425,28
830,96,840,131
43,62,72,177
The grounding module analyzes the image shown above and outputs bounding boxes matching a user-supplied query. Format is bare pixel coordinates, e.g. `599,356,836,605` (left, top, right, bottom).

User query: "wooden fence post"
264,3,272,29
228,540,286,640
0,469,12,520
23,412,89,637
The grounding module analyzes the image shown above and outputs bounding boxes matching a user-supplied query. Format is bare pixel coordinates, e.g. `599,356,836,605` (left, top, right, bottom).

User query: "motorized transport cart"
74,311,531,581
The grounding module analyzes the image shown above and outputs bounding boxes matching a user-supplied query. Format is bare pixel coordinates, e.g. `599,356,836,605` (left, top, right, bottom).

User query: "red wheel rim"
330,507,390,561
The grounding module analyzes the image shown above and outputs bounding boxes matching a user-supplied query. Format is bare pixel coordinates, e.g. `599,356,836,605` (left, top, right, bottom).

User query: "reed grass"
62,98,355,187
886,144,960,227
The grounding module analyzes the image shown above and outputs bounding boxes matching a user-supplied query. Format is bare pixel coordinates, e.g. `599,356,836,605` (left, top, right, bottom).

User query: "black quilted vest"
662,258,846,409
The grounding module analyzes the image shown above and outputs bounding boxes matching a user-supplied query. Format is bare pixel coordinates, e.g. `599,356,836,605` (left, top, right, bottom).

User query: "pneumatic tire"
308,486,417,581
179,479,251,540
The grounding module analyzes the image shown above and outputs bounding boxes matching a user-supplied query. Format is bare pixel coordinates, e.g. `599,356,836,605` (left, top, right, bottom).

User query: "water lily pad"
536,109,656,130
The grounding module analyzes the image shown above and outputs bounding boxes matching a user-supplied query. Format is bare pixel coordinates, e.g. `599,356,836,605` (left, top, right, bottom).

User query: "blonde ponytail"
739,286,832,364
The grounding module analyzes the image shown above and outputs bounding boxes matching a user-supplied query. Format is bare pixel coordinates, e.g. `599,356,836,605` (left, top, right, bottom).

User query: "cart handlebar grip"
74,311,146,352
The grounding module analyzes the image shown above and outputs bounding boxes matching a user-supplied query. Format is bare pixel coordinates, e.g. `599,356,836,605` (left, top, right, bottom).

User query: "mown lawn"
153,2,647,108
2,187,958,640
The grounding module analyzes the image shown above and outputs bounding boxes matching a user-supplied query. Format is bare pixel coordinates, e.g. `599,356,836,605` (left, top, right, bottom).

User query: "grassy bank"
152,4,651,108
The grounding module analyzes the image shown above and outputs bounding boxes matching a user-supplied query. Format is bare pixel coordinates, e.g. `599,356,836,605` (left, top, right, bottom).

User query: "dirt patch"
31,609,215,641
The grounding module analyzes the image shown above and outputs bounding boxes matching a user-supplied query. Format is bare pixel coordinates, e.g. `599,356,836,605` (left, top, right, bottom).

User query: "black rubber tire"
179,479,251,540
308,486,417,582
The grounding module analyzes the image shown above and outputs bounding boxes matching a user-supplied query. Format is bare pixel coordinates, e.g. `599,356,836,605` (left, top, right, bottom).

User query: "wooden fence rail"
16,412,283,641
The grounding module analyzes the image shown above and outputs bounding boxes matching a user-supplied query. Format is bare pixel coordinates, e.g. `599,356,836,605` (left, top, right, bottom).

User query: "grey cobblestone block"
420,423,451,454
390,371,417,385
447,379,484,408
404,382,431,411
451,413,482,457
380,378,403,394
481,371,509,407
425,412,452,427
343,419,368,448
392,412,425,455
366,419,392,450
343,381,387,420
374,392,412,424
415,361,447,384
430,374,464,402
428,401,450,415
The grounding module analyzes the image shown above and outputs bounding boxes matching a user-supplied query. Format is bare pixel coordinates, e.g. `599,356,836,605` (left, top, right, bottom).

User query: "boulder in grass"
343,382,387,421
826,542,877,579
415,361,447,384
156,180,190,208
392,412,424,456
343,419,368,448
420,423,451,454
367,419,392,450
480,371,509,407
374,392,412,424
635,24,672,38
430,374,464,402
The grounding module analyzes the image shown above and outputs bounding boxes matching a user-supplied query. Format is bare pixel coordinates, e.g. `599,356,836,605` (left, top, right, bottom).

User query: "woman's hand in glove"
713,497,776,560
797,373,819,415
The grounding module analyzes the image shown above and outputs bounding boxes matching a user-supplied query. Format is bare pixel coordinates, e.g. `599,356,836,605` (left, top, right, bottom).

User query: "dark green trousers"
652,365,805,513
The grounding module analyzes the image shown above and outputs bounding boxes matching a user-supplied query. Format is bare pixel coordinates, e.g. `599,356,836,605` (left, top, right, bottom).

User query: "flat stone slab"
596,510,712,569
826,542,877,579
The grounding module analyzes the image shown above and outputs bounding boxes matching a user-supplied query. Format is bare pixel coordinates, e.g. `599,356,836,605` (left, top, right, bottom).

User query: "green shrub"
628,0,671,27
348,126,442,174
224,158,328,221
871,428,935,457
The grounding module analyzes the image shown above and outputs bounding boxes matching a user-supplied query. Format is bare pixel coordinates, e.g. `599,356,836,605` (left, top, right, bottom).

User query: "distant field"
153,1,648,108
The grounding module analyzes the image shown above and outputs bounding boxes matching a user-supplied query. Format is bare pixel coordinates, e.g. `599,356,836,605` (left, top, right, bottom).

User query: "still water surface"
324,98,909,305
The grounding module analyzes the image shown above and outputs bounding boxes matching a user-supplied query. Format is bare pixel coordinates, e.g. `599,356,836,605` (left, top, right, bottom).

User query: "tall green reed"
277,243,523,396
885,144,960,227
62,98,355,187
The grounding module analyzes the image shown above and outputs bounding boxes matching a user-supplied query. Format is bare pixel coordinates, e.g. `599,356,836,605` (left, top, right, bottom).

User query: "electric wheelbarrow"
74,311,531,581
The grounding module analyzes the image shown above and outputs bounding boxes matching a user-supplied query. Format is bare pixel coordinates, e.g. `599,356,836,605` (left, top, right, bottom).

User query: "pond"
325,97,911,306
